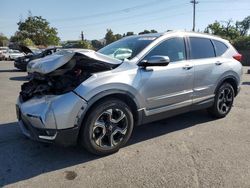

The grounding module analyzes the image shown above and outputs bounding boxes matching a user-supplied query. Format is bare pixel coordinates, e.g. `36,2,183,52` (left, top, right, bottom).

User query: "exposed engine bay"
20,51,121,102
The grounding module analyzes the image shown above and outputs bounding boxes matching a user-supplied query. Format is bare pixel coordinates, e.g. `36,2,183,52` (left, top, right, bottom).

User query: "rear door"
188,37,226,103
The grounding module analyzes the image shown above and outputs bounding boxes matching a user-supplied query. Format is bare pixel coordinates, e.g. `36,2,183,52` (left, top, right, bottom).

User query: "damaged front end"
17,49,122,145
21,49,121,102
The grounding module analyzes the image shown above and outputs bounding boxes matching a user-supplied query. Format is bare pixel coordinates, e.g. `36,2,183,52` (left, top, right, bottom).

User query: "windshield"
98,36,157,60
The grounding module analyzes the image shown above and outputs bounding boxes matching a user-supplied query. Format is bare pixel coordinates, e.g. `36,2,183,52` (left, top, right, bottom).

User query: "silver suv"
16,31,243,155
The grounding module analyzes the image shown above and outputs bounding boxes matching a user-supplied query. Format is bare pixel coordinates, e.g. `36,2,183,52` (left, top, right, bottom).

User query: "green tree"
138,30,151,35
76,41,93,49
205,20,240,40
11,15,60,46
205,16,250,51
0,33,9,46
115,34,122,40
91,40,104,50
125,32,134,36
233,36,250,50
236,16,250,36
150,29,158,33
105,29,117,45
138,29,158,35
63,40,93,49
204,21,221,34
21,38,35,46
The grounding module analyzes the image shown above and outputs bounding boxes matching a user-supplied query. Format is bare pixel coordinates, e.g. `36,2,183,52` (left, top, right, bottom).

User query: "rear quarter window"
189,37,215,59
212,40,228,56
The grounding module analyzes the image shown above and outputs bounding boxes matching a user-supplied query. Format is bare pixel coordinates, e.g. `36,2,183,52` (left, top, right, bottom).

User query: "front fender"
74,83,144,110
74,85,145,126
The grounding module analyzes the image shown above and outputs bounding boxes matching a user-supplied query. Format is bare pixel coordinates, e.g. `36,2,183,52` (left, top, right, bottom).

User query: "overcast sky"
0,0,250,41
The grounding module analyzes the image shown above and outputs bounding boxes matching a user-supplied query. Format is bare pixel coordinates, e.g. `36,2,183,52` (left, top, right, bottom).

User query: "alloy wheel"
92,108,128,148
217,87,233,114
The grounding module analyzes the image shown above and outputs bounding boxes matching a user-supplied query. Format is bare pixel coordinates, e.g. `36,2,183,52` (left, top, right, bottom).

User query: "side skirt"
137,97,214,125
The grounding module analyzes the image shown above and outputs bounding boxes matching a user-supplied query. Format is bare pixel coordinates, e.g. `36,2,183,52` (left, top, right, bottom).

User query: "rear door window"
189,37,215,59
212,40,228,56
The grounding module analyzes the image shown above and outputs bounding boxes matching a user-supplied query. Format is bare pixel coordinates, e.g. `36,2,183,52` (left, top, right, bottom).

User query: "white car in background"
0,47,9,60
3,49,25,60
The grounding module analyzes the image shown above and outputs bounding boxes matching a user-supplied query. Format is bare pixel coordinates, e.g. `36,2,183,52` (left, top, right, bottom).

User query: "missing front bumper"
16,91,88,146
18,114,80,146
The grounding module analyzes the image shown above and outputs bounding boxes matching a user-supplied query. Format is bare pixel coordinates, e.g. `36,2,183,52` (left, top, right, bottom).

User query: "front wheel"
207,83,234,118
80,98,134,155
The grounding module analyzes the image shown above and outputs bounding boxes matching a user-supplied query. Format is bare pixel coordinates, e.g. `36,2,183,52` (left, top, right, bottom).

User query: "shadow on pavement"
0,110,213,186
9,76,28,81
0,69,23,73
242,82,250,86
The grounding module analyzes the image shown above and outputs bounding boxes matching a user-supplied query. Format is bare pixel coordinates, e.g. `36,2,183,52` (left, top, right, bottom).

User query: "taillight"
233,53,242,62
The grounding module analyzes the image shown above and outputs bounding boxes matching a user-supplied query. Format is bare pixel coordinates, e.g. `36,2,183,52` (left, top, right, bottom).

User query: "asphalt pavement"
0,61,250,188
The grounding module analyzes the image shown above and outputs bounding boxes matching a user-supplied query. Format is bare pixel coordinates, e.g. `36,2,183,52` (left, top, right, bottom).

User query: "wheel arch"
215,75,239,97
76,90,142,142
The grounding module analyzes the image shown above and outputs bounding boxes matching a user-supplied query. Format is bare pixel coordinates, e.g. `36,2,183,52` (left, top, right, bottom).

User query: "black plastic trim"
20,113,79,146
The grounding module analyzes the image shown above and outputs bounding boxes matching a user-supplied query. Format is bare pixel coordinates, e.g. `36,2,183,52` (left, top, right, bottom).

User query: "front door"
139,37,194,114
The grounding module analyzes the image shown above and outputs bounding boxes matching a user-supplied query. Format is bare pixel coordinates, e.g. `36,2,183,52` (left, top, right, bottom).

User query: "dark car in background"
14,45,59,71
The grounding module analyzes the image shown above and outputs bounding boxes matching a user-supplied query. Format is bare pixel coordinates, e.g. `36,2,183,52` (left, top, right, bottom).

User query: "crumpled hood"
9,44,34,55
18,45,34,54
27,49,122,74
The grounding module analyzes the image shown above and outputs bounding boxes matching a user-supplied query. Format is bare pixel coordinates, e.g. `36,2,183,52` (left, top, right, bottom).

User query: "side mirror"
139,55,170,67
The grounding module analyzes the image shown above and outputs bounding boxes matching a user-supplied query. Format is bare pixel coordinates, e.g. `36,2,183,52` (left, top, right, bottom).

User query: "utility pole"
81,31,84,41
190,0,199,32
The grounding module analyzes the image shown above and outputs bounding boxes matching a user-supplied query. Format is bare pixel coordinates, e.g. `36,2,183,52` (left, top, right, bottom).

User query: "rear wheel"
207,83,234,118
80,98,134,155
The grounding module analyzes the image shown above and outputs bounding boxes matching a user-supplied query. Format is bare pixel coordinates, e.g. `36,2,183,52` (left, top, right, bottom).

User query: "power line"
56,3,188,30
190,0,199,31
50,0,166,23
103,11,192,30
58,11,192,39
198,8,250,12
56,5,249,32
0,0,169,29
202,0,249,3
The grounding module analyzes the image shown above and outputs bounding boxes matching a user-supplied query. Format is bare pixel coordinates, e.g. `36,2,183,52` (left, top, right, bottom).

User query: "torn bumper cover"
16,92,87,146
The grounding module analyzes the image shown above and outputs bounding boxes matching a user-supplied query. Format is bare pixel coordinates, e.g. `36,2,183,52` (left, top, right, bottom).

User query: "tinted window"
213,40,228,56
144,37,186,62
189,37,215,59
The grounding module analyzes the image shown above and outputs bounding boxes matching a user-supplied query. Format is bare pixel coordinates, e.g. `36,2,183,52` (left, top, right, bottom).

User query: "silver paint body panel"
17,31,243,136
17,92,87,130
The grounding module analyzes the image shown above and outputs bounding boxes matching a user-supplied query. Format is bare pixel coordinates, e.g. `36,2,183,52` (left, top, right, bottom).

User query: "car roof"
127,30,228,43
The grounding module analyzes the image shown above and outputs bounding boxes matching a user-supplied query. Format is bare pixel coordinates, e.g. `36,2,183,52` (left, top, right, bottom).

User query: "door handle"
183,65,193,70
215,61,223,65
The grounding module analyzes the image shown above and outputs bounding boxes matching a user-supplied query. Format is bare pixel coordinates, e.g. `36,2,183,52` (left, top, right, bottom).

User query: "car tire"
80,98,134,155
207,82,234,118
